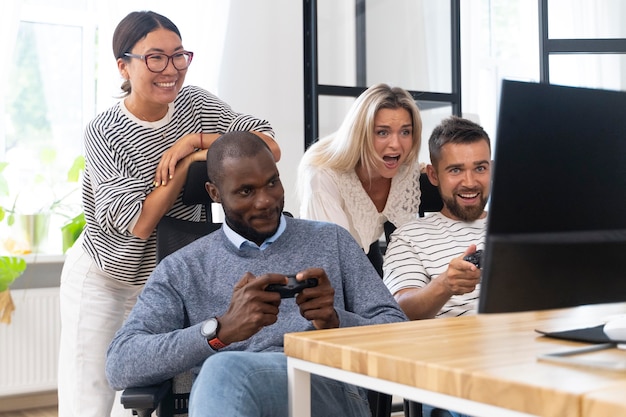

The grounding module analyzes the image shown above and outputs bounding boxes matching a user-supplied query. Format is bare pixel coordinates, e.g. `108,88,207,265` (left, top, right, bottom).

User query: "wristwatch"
200,318,229,350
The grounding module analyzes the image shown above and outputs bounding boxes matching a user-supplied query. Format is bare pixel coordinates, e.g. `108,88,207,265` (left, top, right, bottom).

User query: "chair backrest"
418,172,443,217
181,160,213,206
152,161,223,416
384,173,443,244
156,216,220,263
181,160,216,221
157,160,222,263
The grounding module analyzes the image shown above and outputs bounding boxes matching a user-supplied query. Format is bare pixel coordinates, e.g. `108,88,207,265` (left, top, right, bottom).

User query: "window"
464,0,626,139
304,0,461,164
540,0,626,89
304,0,626,181
1,1,95,254
1,0,214,255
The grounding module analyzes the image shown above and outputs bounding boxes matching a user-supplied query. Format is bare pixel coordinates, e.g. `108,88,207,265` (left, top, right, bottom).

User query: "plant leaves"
39,148,57,166
67,155,85,182
0,162,9,197
0,256,27,292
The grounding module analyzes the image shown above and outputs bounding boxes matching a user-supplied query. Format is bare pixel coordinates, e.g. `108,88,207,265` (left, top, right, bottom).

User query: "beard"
440,189,488,222
227,219,278,245
223,204,283,246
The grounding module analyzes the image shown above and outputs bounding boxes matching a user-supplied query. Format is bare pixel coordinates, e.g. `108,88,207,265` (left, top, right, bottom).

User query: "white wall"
198,0,445,213
210,1,305,214
89,0,305,213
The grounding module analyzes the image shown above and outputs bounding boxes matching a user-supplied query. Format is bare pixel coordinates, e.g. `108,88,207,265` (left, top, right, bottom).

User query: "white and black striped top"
81,85,274,285
382,212,486,318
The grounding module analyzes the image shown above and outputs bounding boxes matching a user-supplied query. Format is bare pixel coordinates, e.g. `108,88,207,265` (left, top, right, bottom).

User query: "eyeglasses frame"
123,51,194,73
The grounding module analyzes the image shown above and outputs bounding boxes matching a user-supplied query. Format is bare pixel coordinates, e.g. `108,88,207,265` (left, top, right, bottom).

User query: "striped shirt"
382,212,487,318
81,85,274,285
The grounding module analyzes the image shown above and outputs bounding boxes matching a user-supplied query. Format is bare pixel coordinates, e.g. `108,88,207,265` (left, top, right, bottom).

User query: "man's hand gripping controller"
265,276,319,298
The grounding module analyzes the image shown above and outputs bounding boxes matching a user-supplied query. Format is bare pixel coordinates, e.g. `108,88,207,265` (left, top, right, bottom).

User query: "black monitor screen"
478,80,626,313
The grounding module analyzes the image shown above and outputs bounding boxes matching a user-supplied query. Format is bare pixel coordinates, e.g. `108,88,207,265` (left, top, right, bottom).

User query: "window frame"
302,0,462,150
538,0,626,84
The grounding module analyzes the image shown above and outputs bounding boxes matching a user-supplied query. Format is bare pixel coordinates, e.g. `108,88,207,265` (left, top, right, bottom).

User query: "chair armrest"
120,379,172,411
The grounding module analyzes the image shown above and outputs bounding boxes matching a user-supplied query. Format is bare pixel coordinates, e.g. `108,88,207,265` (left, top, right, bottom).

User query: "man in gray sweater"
105,131,407,416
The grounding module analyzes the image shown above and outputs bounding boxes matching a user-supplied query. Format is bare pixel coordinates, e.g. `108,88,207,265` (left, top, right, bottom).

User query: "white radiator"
0,287,60,396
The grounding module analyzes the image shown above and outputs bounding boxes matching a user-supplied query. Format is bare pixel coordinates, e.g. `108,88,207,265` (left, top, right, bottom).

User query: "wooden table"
284,302,626,417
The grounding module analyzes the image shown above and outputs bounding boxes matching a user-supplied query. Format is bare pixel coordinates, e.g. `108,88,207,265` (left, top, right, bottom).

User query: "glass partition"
317,0,452,92
550,54,626,90
306,0,460,148
548,0,626,39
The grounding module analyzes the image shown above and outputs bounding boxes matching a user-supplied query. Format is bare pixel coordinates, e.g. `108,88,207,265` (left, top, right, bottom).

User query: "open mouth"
383,155,401,168
456,190,482,205
458,192,479,200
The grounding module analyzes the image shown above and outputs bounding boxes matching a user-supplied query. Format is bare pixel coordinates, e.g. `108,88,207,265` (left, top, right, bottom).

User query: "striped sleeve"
382,212,487,317
383,221,432,295
81,85,274,285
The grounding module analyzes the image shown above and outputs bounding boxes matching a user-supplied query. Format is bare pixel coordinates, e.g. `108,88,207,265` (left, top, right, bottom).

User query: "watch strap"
208,336,229,350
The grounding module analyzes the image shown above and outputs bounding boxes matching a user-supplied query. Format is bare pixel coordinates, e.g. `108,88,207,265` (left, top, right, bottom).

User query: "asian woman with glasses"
57,10,280,417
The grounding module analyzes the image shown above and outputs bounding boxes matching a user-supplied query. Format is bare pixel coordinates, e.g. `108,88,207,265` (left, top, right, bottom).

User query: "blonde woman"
298,83,422,276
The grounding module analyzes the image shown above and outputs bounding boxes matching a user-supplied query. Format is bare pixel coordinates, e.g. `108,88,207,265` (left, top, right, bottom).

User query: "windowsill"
16,253,66,264
0,252,66,264
3,253,66,290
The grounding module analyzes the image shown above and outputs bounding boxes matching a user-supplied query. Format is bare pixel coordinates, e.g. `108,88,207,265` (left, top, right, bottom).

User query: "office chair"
368,173,443,417
120,161,220,417
381,172,443,254
406,173,453,417
381,173,448,417
418,172,443,217
121,220,216,417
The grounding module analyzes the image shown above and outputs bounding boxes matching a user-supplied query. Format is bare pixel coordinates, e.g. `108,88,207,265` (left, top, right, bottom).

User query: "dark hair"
206,132,273,186
429,116,491,165
112,11,182,95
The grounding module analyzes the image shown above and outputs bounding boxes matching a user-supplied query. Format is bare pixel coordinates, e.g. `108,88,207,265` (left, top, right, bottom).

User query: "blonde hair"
299,83,422,178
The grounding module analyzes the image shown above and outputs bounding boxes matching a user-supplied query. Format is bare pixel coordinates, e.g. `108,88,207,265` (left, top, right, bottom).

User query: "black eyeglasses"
124,51,194,73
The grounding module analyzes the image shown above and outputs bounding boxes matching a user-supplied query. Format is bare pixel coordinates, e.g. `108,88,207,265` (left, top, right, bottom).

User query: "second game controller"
265,275,319,298
463,250,483,269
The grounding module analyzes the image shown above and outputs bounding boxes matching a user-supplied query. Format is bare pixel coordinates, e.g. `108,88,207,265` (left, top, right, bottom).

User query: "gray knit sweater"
105,217,407,389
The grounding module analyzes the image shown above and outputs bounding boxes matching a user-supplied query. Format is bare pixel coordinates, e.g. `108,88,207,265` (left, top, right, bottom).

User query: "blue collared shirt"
222,214,287,251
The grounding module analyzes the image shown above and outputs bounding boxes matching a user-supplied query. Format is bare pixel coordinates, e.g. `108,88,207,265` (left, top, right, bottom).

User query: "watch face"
201,318,218,338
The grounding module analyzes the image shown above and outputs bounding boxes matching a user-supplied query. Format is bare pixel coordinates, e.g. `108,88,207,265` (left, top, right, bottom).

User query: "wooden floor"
0,404,406,417
0,407,57,417
0,398,406,417
0,392,57,417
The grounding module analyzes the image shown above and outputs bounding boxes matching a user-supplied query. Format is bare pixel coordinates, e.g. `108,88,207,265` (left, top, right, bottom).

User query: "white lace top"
299,162,422,252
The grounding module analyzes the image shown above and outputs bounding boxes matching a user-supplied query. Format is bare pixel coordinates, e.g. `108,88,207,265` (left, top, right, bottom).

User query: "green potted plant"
0,155,85,324
0,162,14,227
57,155,86,253
0,156,85,323
1,154,85,254
0,164,27,324
0,256,27,324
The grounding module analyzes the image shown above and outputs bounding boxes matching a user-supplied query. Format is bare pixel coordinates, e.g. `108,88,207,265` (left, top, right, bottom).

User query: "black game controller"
265,276,319,298
463,250,483,269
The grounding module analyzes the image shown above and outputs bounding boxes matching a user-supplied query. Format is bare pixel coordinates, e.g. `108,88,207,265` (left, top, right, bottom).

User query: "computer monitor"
478,80,626,313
